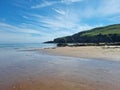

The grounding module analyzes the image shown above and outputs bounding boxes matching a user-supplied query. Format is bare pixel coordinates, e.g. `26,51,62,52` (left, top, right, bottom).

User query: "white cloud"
2,0,117,43
38,8,80,30
82,0,120,18
23,16,29,19
31,0,84,9
66,0,120,20
53,9,66,15
61,0,83,4
0,22,56,43
0,22,42,34
97,0,120,16
31,1,58,9
30,7,100,35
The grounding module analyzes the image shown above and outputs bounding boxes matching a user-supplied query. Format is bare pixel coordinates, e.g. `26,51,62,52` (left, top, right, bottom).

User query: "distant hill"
45,24,120,44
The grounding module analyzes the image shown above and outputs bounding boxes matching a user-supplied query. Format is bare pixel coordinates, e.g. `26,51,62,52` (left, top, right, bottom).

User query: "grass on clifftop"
81,24,120,36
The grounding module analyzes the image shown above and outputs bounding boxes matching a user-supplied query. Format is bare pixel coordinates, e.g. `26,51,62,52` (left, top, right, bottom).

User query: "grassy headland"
45,24,120,45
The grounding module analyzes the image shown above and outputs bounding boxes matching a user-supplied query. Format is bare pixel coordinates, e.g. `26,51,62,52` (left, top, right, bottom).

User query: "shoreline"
39,46,120,62
0,46,120,90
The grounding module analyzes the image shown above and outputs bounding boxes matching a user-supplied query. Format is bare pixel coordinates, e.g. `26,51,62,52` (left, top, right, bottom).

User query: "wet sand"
41,46,120,61
4,77,120,90
0,48,120,90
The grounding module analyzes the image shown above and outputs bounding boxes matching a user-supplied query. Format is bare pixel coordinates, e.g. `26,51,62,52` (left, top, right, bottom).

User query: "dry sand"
41,46,120,61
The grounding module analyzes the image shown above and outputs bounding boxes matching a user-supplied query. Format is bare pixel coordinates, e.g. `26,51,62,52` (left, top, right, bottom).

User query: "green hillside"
45,24,120,44
81,24,120,36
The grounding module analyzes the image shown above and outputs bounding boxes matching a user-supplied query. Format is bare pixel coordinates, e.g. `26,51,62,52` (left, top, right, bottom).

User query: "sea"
0,43,120,90
0,43,56,49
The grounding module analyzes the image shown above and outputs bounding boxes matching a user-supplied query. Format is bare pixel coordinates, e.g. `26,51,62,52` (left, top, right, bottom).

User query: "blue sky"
0,0,120,43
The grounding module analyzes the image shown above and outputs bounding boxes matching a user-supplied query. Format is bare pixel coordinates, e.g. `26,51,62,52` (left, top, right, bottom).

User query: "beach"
1,0,120,89
41,46,120,61
0,45,120,90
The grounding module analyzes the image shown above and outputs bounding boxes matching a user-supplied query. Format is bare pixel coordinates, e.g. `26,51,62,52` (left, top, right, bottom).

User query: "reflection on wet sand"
0,49,120,90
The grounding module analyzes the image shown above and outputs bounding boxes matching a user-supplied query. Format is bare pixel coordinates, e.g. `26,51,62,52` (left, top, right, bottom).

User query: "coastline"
0,46,120,90
39,46,120,61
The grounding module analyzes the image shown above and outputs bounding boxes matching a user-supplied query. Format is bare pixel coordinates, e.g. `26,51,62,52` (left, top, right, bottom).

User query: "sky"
0,0,120,43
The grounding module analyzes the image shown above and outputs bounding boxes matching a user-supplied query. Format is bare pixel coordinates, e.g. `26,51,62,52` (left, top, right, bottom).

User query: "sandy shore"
0,47,120,90
40,46,120,61
4,77,120,90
